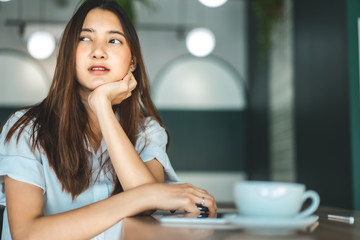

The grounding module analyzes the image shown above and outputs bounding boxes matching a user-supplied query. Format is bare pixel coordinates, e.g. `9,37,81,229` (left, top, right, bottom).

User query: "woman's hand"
88,72,137,114
140,183,217,215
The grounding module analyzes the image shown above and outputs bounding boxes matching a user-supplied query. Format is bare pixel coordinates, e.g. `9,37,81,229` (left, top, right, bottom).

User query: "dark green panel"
294,0,352,209
0,107,19,127
246,0,270,180
159,110,246,172
347,0,360,210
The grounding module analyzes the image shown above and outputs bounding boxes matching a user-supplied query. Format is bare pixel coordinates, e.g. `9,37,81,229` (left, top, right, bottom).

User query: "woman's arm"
88,72,164,190
144,158,165,182
5,176,148,240
5,176,215,240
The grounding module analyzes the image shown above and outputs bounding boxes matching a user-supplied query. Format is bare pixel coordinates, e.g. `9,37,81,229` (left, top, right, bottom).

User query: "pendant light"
198,0,228,8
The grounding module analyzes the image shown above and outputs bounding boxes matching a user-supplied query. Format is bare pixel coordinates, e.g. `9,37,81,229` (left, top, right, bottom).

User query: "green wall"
294,0,353,209
0,107,18,127
347,0,360,210
160,110,247,172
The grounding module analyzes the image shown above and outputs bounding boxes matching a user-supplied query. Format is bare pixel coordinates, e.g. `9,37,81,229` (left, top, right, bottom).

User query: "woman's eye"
79,36,90,41
109,39,121,44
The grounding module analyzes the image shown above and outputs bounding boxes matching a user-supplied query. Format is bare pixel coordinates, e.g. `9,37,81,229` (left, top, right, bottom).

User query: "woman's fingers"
198,195,217,213
147,183,217,215
173,183,217,214
182,184,217,213
128,72,137,91
182,198,201,213
104,72,137,105
88,71,137,109
120,72,137,99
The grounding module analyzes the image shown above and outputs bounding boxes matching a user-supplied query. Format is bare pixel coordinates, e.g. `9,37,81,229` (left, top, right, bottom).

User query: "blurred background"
0,0,359,210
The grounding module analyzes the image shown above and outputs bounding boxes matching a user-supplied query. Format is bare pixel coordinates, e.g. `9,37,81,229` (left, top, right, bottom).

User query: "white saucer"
226,215,319,235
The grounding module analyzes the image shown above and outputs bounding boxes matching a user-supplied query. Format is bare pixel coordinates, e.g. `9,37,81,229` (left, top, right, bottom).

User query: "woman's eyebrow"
108,30,125,37
81,28,93,33
80,28,125,37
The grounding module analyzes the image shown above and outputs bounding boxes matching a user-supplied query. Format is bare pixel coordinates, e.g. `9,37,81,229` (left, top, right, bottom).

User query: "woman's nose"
91,43,107,59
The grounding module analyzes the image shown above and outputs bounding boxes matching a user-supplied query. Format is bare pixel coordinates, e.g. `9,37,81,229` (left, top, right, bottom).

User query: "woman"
0,0,217,239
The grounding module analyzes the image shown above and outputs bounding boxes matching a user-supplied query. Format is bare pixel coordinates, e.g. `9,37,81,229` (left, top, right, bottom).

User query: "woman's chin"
92,80,108,89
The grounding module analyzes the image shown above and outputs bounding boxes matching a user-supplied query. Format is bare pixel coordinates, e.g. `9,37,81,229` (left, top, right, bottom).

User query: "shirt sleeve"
135,117,179,183
0,111,46,206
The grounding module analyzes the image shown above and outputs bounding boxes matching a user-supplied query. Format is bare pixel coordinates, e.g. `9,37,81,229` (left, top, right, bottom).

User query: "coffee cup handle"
296,190,320,219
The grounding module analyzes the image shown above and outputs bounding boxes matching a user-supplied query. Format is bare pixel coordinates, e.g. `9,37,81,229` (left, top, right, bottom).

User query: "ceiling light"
0,0,12,2
27,31,56,59
186,28,216,57
198,0,228,8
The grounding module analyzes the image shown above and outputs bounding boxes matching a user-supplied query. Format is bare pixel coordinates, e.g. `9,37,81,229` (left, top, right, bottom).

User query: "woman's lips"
88,65,110,74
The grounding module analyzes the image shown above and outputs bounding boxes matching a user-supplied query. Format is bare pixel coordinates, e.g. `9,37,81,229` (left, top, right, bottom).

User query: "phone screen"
157,212,236,226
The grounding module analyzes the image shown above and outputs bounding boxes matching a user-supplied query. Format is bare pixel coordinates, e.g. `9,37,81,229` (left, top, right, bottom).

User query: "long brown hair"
3,0,165,199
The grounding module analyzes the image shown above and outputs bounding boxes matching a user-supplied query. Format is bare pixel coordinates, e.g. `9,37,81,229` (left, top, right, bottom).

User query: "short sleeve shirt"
0,110,179,239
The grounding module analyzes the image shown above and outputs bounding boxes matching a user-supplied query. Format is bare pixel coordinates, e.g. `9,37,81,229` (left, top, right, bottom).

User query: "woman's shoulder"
5,108,30,123
0,108,44,158
2,109,33,134
8,109,28,120
142,117,165,134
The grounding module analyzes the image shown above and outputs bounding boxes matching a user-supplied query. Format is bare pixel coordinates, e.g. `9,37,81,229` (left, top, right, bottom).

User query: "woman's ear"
130,58,137,72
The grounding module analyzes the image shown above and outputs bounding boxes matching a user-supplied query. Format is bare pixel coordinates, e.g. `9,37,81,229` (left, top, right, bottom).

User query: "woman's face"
75,8,132,97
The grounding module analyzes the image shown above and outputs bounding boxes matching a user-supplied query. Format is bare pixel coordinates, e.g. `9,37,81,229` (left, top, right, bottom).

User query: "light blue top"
0,110,179,240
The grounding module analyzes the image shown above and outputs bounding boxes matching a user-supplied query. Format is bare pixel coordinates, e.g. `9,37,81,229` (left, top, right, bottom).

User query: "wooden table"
2,204,359,239
117,206,360,240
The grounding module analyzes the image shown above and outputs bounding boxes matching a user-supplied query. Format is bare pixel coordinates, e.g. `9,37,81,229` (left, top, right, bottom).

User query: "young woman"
0,0,217,239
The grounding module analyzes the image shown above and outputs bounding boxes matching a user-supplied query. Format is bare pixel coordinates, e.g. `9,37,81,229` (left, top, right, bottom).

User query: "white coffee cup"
233,181,320,219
